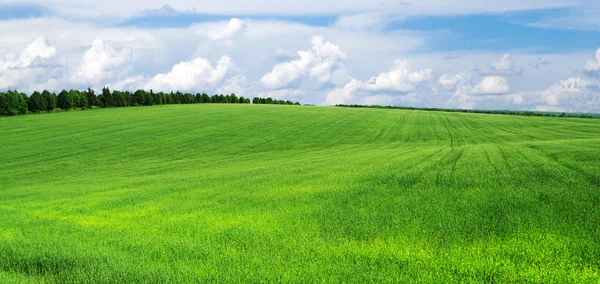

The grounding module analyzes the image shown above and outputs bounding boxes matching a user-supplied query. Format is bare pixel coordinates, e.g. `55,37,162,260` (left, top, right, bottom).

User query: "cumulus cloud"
325,79,362,105
0,36,57,71
537,77,592,111
477,53,523,76
0,36,61,91
362,60,432,93
439,71,470,90
200,18,247,41
583,48,600,76
145,56,233,92
71,39,132,85
470,76,510,95
324,59,433,105
261,36,348,89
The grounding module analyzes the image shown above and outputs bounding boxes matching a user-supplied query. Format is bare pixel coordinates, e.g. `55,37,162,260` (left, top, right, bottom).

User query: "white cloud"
201,18,247,41
0,36,57,71
540,77,588,107
14,36,57,68
470,76,510,95
71,39,132,85
0,36,61,92
584,48,600,75
145,56,233,92
261,36,348,89
325,79,361,105
438,71,470,90
477,53,522,76
362,60,432,93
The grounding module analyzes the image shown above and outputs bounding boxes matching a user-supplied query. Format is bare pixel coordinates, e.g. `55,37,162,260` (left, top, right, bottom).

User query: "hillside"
1,104,599,282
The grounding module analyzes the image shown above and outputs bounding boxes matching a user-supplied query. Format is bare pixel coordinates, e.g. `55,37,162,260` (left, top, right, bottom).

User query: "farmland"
1,104,599,282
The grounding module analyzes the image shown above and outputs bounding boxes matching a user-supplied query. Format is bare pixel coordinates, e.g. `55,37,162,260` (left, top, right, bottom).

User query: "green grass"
1,104,599,283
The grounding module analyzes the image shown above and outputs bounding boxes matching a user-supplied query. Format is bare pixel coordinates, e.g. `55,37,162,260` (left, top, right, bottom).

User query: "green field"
1,104,599,282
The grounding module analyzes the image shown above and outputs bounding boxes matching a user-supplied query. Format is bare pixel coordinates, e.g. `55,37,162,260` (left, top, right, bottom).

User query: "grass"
1,104,599,282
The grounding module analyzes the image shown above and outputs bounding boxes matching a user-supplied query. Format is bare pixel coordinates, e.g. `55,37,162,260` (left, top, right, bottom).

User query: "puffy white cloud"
470,76,510,95
323,58,433,105
477,53,522,76
583,48,600,75
438,71,470,90
261,36,348,89
14,36,57,68
0,36,61,92
539,77,588,108
200,18,247,41
0,36,57,71
362,60,432,93
145,56,233,92
71,39,132,84
325,79,362,105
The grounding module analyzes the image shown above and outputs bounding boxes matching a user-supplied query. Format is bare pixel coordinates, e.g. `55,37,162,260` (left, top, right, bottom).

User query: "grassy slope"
1,104,599,282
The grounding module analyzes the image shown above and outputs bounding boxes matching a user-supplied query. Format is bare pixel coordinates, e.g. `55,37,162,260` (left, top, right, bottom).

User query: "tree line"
335,104,600,119
0,88,302,117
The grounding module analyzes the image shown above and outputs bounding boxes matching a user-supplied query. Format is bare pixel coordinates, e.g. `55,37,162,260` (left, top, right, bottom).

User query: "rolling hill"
1,104,599,282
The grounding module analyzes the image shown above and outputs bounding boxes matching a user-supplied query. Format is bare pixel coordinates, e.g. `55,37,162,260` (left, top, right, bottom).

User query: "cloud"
470,76,510,95
324,58,433,105
325,79,361,105
71,39,132,85
438,71,470,90
334,12,388,31
539,77,589,109
362,60,432,93
477,53,523,76
261,36,348,89
0,36,56,71
533,56,551,69
145,56,233,92
0,36,61,91
201,18,247,41
583,48,600,76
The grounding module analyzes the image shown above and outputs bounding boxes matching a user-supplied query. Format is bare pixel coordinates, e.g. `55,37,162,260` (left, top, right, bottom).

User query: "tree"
57,90,73,110
42,90,57,112
230,93,239,104
102,87,114,107
113,90,126,107
151,90,160,105
85,88,97,107
1,90,28,115
184,93,194,104
27,91,47,113
266,97,273,104
202,93,210,103
123,91,132,106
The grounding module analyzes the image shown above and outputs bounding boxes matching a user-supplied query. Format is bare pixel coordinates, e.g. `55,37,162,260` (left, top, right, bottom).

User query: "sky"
1,0,600,112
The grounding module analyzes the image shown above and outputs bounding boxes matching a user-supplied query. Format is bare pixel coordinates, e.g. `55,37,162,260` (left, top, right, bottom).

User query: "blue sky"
1,0,599,112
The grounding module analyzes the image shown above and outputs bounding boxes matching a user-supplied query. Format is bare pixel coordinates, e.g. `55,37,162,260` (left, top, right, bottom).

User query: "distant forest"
0,88,301,117
335,104,600,119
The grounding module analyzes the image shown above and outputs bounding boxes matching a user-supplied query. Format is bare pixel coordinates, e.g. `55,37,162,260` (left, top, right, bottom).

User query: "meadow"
0,104,599,282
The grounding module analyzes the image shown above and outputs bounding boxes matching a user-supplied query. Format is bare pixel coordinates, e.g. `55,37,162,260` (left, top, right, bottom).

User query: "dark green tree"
41,90,57,112
113,90,126,107
27,91,47,113
102,87,114,107
85,88,97,107
57,90,73,110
